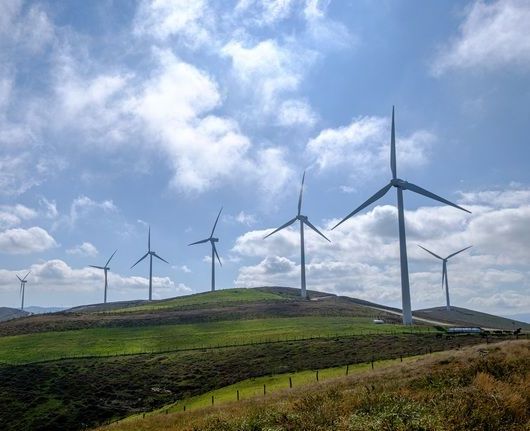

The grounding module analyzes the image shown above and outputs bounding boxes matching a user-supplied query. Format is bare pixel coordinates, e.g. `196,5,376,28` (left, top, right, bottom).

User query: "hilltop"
414,305,530,331
0,307,28,322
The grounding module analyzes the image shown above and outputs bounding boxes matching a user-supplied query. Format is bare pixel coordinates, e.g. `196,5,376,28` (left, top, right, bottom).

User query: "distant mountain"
25,306,67,314
414,306,530,331
0,307,29,322
501,313,530,324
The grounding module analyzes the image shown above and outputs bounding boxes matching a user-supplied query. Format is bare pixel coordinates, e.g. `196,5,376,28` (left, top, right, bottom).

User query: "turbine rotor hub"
211,237,219,242
298,215,308,221
390,178,406,188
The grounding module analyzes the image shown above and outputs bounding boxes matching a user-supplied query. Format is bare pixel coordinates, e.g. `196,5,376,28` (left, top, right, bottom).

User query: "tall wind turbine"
131,227,169,301
189,207,223,292
418,245,472,311
332,107,470,325
16,272,30,311
264,171,330,299
89,250,117,304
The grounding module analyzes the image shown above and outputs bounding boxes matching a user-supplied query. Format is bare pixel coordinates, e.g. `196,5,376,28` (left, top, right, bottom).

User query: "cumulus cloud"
0,226,57,254
432,0,530,75
66,196,117,227
0,204,37,229
232,186,530,315
0,259,191,302
66,242,98,257
306,115,434,177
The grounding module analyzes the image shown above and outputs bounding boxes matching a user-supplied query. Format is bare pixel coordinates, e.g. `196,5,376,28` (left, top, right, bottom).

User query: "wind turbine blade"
89,265,105,270
105,249,118,267
23,271,30,281
263,217,297,239
304,219,331,242
130,252,149,269
404,182,471,213
188,238,210,246
153,253,169,264
446,245,472,260
212,243,222,267
297,171,306,216
210,207,223,237
148,226,151,252
417,245,443,260
16,275,23,282
332,183,392,230
442,264,446,291
390,106,397,179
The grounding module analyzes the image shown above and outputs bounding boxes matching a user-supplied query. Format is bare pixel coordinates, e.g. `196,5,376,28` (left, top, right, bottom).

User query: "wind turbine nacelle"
298,215,308,221
211,238,219,242
390,178,407,188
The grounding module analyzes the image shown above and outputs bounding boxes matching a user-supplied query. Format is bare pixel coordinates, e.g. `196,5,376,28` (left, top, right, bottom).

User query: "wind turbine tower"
189,207,223,292
131,227,169,301
333,107,470,325
89,250,117,303
418,245,472,311
16,272,30,311
264,172,330,299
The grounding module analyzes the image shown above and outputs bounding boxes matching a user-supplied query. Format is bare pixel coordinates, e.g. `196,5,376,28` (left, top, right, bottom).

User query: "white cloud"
232,186,530,315
133,0,212,47
66,242,98,257
0,259,191,301
67,195,117,226
0,226,57,254
306,115,434,177
432,0,530,75
0,204,37,229
277,99,317,127
179,265,192,273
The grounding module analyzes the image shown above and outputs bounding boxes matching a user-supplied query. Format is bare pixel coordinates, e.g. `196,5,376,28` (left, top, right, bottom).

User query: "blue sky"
1,0,529,319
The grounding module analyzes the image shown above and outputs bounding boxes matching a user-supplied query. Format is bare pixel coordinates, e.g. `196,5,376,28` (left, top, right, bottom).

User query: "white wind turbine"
89,250,117,304
264,171,330,299
131,227,169,301
16,271,30,311
333,107,470,325
418,245,472,311
189,207,223,292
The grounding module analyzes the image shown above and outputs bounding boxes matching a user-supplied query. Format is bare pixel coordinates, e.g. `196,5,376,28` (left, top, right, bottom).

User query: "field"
97,340,530,431
0,286,526,431
0,316,431,364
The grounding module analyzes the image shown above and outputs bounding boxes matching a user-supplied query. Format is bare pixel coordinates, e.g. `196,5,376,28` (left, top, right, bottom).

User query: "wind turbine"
131,227,169,301
332,107,470,325
89,250,117,304
418,245,472,311
264,171,330,299
189,207,223,292
16,272,30,311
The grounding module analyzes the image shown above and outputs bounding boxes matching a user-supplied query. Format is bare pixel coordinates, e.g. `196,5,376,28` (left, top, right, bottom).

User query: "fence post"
371,356,374,370
211,395,214,406
183,405,186,412
263,384,266,395
289,377,292,388
237,390,239,401
346,364,349,375
400,354,403,362
316,370,319,382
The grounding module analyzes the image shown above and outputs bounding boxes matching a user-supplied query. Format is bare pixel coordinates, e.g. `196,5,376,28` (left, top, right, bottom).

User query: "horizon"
1,1,529,319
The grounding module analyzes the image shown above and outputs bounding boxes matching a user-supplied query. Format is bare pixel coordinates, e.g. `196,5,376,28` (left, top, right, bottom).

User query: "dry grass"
98,340,530,431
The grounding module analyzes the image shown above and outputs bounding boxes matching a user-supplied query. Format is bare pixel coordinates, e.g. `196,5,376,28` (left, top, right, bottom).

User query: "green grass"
158,355,419,413
107,288,287,313
0,316,432,364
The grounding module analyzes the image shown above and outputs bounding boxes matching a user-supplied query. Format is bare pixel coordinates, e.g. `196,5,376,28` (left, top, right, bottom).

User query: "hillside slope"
415,306,530,331
97,340,530,431
0,307,28,322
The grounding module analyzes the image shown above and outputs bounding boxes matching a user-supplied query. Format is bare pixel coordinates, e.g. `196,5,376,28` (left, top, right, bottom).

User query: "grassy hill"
96,340,530,431
0,287,525,431
0,307,28,322
414,306,530,331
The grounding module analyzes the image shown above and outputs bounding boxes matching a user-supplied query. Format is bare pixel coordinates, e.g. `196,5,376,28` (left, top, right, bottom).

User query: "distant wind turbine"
418,245,472,311
16,271,30,311
131,227,169,301
189,207,223,292
89,250,117,304
264,171,330,299
332,107,470,325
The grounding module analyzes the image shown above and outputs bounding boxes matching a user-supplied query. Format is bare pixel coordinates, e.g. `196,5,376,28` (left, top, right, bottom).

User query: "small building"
373,319,385,324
